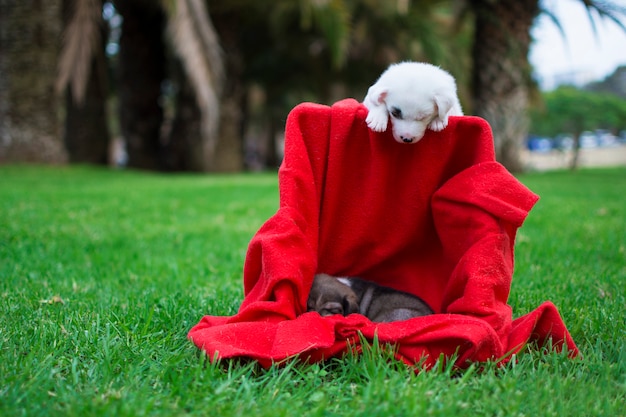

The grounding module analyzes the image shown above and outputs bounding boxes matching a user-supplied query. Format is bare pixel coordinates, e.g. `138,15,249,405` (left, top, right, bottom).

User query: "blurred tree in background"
0,0,624,172
58,0,111,165
530,85,626,169
114,0,167,170
586,66,626,98
462,0,625,172
463,0,540,173
0,0,67,164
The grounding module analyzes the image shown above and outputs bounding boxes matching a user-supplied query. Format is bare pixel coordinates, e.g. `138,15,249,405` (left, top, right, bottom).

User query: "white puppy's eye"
390,107,403,119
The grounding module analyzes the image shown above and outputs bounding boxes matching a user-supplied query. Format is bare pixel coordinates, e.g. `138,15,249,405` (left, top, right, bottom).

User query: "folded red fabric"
188,98,579,368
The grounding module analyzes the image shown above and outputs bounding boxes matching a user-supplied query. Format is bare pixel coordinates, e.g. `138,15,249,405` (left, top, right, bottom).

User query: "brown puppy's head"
307,274,359,317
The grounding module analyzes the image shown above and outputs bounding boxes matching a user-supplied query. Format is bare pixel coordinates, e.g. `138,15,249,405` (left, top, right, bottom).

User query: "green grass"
1,165,624,416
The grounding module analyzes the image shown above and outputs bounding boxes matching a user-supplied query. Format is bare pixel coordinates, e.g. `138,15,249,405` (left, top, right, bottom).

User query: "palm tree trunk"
212,93,245,172
210,13,244,172
160,59,203,171
469,0,540,173
0,0,67,163
61,0,110,164
115,0,166,170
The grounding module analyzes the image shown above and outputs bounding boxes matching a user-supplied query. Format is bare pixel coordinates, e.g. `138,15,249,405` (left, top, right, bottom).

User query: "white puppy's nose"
400,135,414,143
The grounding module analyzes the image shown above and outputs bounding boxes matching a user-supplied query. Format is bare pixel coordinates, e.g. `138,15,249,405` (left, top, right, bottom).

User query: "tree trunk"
570,131,581,170
161,55,244,172
469,0,539,173
265,115,280,169
160,59,203,171
114,0,165,170
210,12,244,172
0,0,67,164
61,0,110,165
212,91,245,172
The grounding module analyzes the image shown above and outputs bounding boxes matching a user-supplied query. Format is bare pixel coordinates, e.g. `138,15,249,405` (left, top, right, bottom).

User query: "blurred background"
1,0,625,173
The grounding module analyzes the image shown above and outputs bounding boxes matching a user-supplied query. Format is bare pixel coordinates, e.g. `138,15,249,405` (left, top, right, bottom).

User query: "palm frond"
313,0,352,69
581,0,626,33
539,7,567,39
165,0,224,162
56,0,101,105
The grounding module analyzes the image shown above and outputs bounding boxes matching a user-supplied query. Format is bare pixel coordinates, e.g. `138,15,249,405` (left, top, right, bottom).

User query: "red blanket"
189,98,579,368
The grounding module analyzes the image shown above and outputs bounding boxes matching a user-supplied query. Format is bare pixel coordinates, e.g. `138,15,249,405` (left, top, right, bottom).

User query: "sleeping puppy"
307,273,360,317
363,61,463,144
307,273,433,322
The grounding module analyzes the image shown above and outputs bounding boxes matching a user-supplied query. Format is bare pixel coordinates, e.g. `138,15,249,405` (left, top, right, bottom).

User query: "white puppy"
363,62,463,144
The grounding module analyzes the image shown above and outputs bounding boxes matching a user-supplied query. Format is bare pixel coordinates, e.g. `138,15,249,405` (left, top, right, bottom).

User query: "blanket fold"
189,98,579,368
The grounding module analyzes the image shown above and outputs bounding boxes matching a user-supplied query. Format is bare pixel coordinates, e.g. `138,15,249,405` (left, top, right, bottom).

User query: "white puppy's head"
363,62,463,144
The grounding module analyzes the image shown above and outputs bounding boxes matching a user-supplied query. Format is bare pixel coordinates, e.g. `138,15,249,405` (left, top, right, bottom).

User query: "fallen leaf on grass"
40,295,65,305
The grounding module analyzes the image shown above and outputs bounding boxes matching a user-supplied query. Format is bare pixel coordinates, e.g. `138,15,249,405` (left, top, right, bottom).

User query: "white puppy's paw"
428,117,448,132
365,110,389,132
363,86,389,132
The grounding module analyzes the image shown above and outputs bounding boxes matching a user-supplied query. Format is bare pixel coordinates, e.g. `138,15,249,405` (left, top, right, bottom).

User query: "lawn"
1,165,624,416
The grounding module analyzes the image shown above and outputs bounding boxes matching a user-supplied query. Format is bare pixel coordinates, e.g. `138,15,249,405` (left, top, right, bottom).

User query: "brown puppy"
307,273,360,317
307,273,433,322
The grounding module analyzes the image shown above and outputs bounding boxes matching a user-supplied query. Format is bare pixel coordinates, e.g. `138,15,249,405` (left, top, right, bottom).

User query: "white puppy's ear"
428,93,454,132
364,85,389,132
